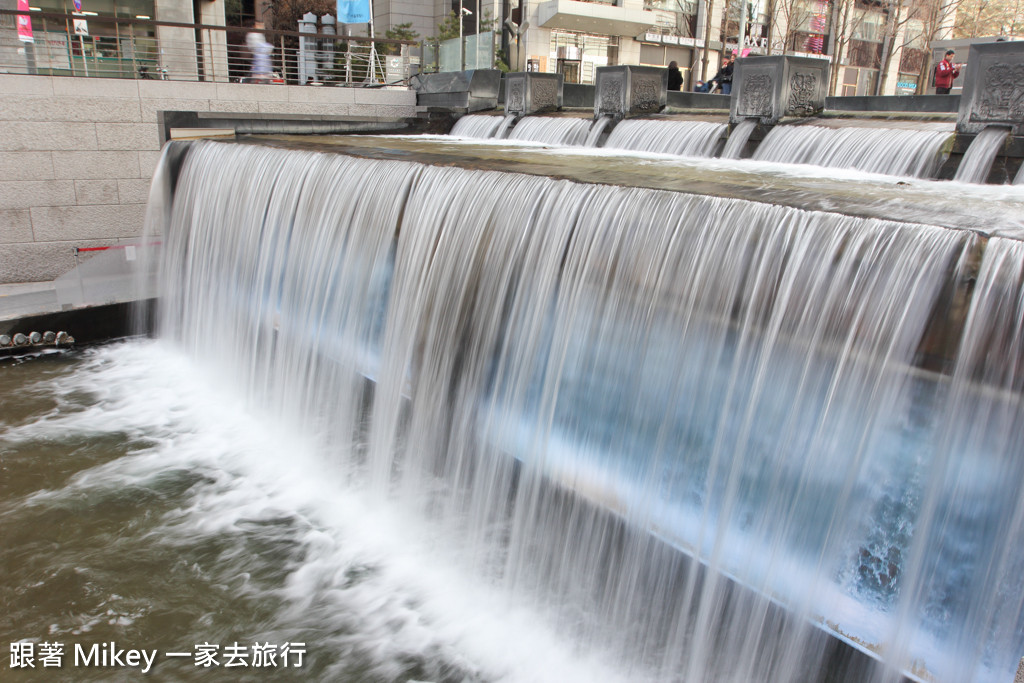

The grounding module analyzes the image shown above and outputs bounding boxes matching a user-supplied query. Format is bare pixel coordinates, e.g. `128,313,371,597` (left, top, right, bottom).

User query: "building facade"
2,0,968,94
375,0,960,95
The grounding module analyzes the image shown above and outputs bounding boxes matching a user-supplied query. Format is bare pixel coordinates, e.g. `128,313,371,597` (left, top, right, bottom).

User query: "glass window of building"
25,0,157,77
550,29,618,84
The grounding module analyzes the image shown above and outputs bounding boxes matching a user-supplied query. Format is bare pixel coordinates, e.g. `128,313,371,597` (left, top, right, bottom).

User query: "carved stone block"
730,56,829,125
957,41,1024,136
504,72,563,117
594,66,668,120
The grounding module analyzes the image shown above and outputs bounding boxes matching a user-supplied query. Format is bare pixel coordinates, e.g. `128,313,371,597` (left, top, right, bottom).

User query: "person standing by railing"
246,21,273,81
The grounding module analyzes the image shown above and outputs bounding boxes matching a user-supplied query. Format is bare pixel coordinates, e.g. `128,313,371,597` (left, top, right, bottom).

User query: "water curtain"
752,125,954,178
158,139,1024,682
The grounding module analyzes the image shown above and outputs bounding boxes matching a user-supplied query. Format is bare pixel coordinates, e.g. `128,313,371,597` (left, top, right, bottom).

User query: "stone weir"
149,136,1024,683
250,133,1024,376
255,134,1019,236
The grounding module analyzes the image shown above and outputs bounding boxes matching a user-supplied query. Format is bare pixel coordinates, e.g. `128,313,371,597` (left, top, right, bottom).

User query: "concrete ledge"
0,299,155,345
667,90,730,110
563,83,594,109
158,110,430,145
170,128,237,140
827,95,959,113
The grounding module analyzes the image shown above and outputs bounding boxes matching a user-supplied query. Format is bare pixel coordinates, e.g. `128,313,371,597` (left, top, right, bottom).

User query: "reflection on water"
0,342,623,683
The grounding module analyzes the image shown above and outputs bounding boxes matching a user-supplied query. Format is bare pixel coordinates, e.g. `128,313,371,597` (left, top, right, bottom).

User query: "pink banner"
17,0,34,43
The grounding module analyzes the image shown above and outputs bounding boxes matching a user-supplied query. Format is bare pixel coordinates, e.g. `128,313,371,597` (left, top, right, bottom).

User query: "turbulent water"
6,138,1024,683
0,343,621,682
752,124,953,178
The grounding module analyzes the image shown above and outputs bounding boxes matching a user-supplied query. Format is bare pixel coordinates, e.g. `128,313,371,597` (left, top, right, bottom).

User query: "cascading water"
720,118,758,159
449,114,504,139
504,116,592,146
602,119,727,157
494,114,516,139
141,138,1024,682
585,116,612,147
752,124,954,178
954,126,1011,183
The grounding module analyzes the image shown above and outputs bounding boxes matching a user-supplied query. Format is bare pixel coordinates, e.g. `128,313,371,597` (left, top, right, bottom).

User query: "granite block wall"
0,74,416,283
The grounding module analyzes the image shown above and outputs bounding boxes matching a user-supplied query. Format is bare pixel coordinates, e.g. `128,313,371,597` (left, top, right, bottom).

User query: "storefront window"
29,0,156,19
24,0,157,77
550,29,618,84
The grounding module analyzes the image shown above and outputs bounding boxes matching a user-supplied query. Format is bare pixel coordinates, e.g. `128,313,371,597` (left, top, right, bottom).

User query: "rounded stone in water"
0,334,10,347
43,331,56,343
29,331,42,344
13,333,27,346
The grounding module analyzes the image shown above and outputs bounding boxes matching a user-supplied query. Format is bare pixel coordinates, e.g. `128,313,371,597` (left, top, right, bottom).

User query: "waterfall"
449,114,503,138
883,236,1024,682
720,118,758,160
752,124,954,178
585,115,613,147
602,119,727,157
157,139,1024,682
495,114,516,139
954,126,1010,183
505,116,592,145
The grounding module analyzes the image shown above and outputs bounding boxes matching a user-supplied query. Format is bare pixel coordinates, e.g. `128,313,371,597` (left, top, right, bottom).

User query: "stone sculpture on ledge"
504,72,564,117
956,41,1024,136
593,66,668,120
729,56,830,125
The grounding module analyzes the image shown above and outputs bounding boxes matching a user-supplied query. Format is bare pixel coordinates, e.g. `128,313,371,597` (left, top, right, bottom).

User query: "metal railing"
0,10,418,86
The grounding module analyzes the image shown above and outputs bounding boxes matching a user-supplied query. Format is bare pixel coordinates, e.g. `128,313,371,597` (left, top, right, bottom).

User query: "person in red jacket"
934,50,961,94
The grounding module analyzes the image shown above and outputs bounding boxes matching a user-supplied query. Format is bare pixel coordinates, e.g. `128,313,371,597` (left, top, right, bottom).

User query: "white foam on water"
12,339,637,683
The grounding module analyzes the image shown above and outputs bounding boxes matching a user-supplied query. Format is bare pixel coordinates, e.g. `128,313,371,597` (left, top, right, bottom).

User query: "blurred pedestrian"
247,21,273,81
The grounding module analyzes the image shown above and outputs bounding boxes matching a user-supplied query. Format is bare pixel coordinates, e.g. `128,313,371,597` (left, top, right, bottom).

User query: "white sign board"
73,19,89,36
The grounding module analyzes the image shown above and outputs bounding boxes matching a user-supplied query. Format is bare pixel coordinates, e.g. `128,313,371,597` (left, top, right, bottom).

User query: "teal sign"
337,0,370,23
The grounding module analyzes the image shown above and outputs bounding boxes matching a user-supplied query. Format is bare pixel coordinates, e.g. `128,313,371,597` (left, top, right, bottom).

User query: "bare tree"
914,0,963,92
827,0,871,95
875,0,962,95
765,0,817,55
955,0,1024,36
874,0,914,95
699,0,717,80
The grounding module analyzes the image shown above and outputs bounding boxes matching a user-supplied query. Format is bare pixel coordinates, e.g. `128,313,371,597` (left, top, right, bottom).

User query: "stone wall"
0,74,416,284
